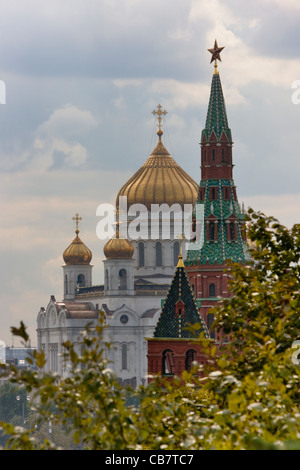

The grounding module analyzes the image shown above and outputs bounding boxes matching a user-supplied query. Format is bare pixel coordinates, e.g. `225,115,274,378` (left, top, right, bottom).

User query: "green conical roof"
186,179,250,265
201,73,232,142
153,259,209,339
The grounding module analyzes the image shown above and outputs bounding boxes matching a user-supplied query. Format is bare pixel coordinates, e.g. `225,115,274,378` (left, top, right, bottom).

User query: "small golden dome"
116,120,198,211
63,214,92,265
103,236,134,260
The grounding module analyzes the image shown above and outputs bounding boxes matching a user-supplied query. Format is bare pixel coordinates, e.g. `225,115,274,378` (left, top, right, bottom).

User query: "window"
162,349,174,375
185,349,196,372
210,187,217,200
156,242,162,267
212,149,215,161
209,222,215,241
203,149,206,162
207,313,215,339
49,343,58,372
77,274,85,287
173,241,180,265
64,275,68,295
223,187,230,200
119,269,127,290
105,269,109,290
138,242,145,267
222,148,225,162
209,283,216,297
229,222,235,241
121,344,127,370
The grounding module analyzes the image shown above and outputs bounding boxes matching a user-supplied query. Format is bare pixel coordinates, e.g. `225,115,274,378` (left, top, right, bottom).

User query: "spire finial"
208,39,224,74
152,104,167,142
72,213,82,234
177,234,185,268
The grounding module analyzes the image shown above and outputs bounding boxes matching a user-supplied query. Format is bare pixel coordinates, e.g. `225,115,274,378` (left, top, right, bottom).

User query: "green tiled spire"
186,179,250,265
153,257,209,339
201,73,232,143
186,65,250,266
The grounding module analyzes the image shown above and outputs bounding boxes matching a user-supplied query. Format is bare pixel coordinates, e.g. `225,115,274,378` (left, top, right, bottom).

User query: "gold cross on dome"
72,213,82,233
152,104,167,133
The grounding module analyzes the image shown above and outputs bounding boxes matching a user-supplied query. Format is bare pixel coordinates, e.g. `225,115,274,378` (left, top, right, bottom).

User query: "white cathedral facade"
37,107,198,387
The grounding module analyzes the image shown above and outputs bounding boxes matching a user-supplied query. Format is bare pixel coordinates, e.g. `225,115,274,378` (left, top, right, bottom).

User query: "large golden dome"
116,117,198,211
63,214,92,265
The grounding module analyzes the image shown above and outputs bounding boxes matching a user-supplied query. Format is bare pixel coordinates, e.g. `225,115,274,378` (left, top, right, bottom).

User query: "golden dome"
103,236,134,260
63,214,92,265
116,128,198,211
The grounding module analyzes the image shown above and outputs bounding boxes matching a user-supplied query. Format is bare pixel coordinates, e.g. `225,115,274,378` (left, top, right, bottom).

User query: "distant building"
5,346,37,369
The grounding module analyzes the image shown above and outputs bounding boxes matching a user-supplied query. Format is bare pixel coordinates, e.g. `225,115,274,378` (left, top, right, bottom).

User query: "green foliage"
0,209,299,450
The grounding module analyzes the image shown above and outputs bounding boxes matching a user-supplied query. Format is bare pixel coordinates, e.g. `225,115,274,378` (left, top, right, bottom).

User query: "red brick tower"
147,252,209,379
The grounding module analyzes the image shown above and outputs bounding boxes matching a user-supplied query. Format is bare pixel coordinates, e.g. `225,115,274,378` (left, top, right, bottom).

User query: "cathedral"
37,42,249,385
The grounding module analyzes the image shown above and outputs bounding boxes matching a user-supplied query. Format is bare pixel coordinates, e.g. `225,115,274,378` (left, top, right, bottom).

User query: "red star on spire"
208,39,225,63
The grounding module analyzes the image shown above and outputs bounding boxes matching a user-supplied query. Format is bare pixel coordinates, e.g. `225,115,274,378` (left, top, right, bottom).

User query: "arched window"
121,344,127,370
209,222,215,241
185,349,197,372
207,313,215,339
138,242,145,267
77,274,85,287
105,269,109,290
222,148,225,162
212,149,215,161
156,242,162,267
162,349,174,375
119,269,127,290
64,275,68,295
173,241,180,265
209,283,216,297
229,222,235,241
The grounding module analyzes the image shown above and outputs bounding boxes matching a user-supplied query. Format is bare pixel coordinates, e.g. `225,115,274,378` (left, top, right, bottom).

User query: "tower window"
105,269,109,290
185,349,197,372
173,241,180,265
121,344,128,370
209,222,216,241
119,269,127,290
223,187,230,200
138,242,145,267
209,283,216,297
156,242,162,267
228,222,236,241
162,349,174,375
210,187,217,200
77,274,85,287
204,149,207,162
212,149,215,161
207,313,215,339
222,148,225,162
64,275,68,295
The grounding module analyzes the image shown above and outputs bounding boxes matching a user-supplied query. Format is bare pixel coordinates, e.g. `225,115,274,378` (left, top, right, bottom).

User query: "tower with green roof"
185,41,250,340
147,251,210,379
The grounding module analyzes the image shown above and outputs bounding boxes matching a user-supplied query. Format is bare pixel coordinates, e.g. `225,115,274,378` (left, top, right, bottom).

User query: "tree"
0,209,299,450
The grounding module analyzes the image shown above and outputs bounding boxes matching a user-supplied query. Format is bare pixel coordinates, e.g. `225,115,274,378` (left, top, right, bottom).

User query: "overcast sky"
0,0,300,346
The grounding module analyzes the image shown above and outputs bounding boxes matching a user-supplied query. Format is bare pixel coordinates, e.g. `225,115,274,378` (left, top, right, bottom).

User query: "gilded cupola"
116,105,198,212
103,223,134,260
63,213,92,265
